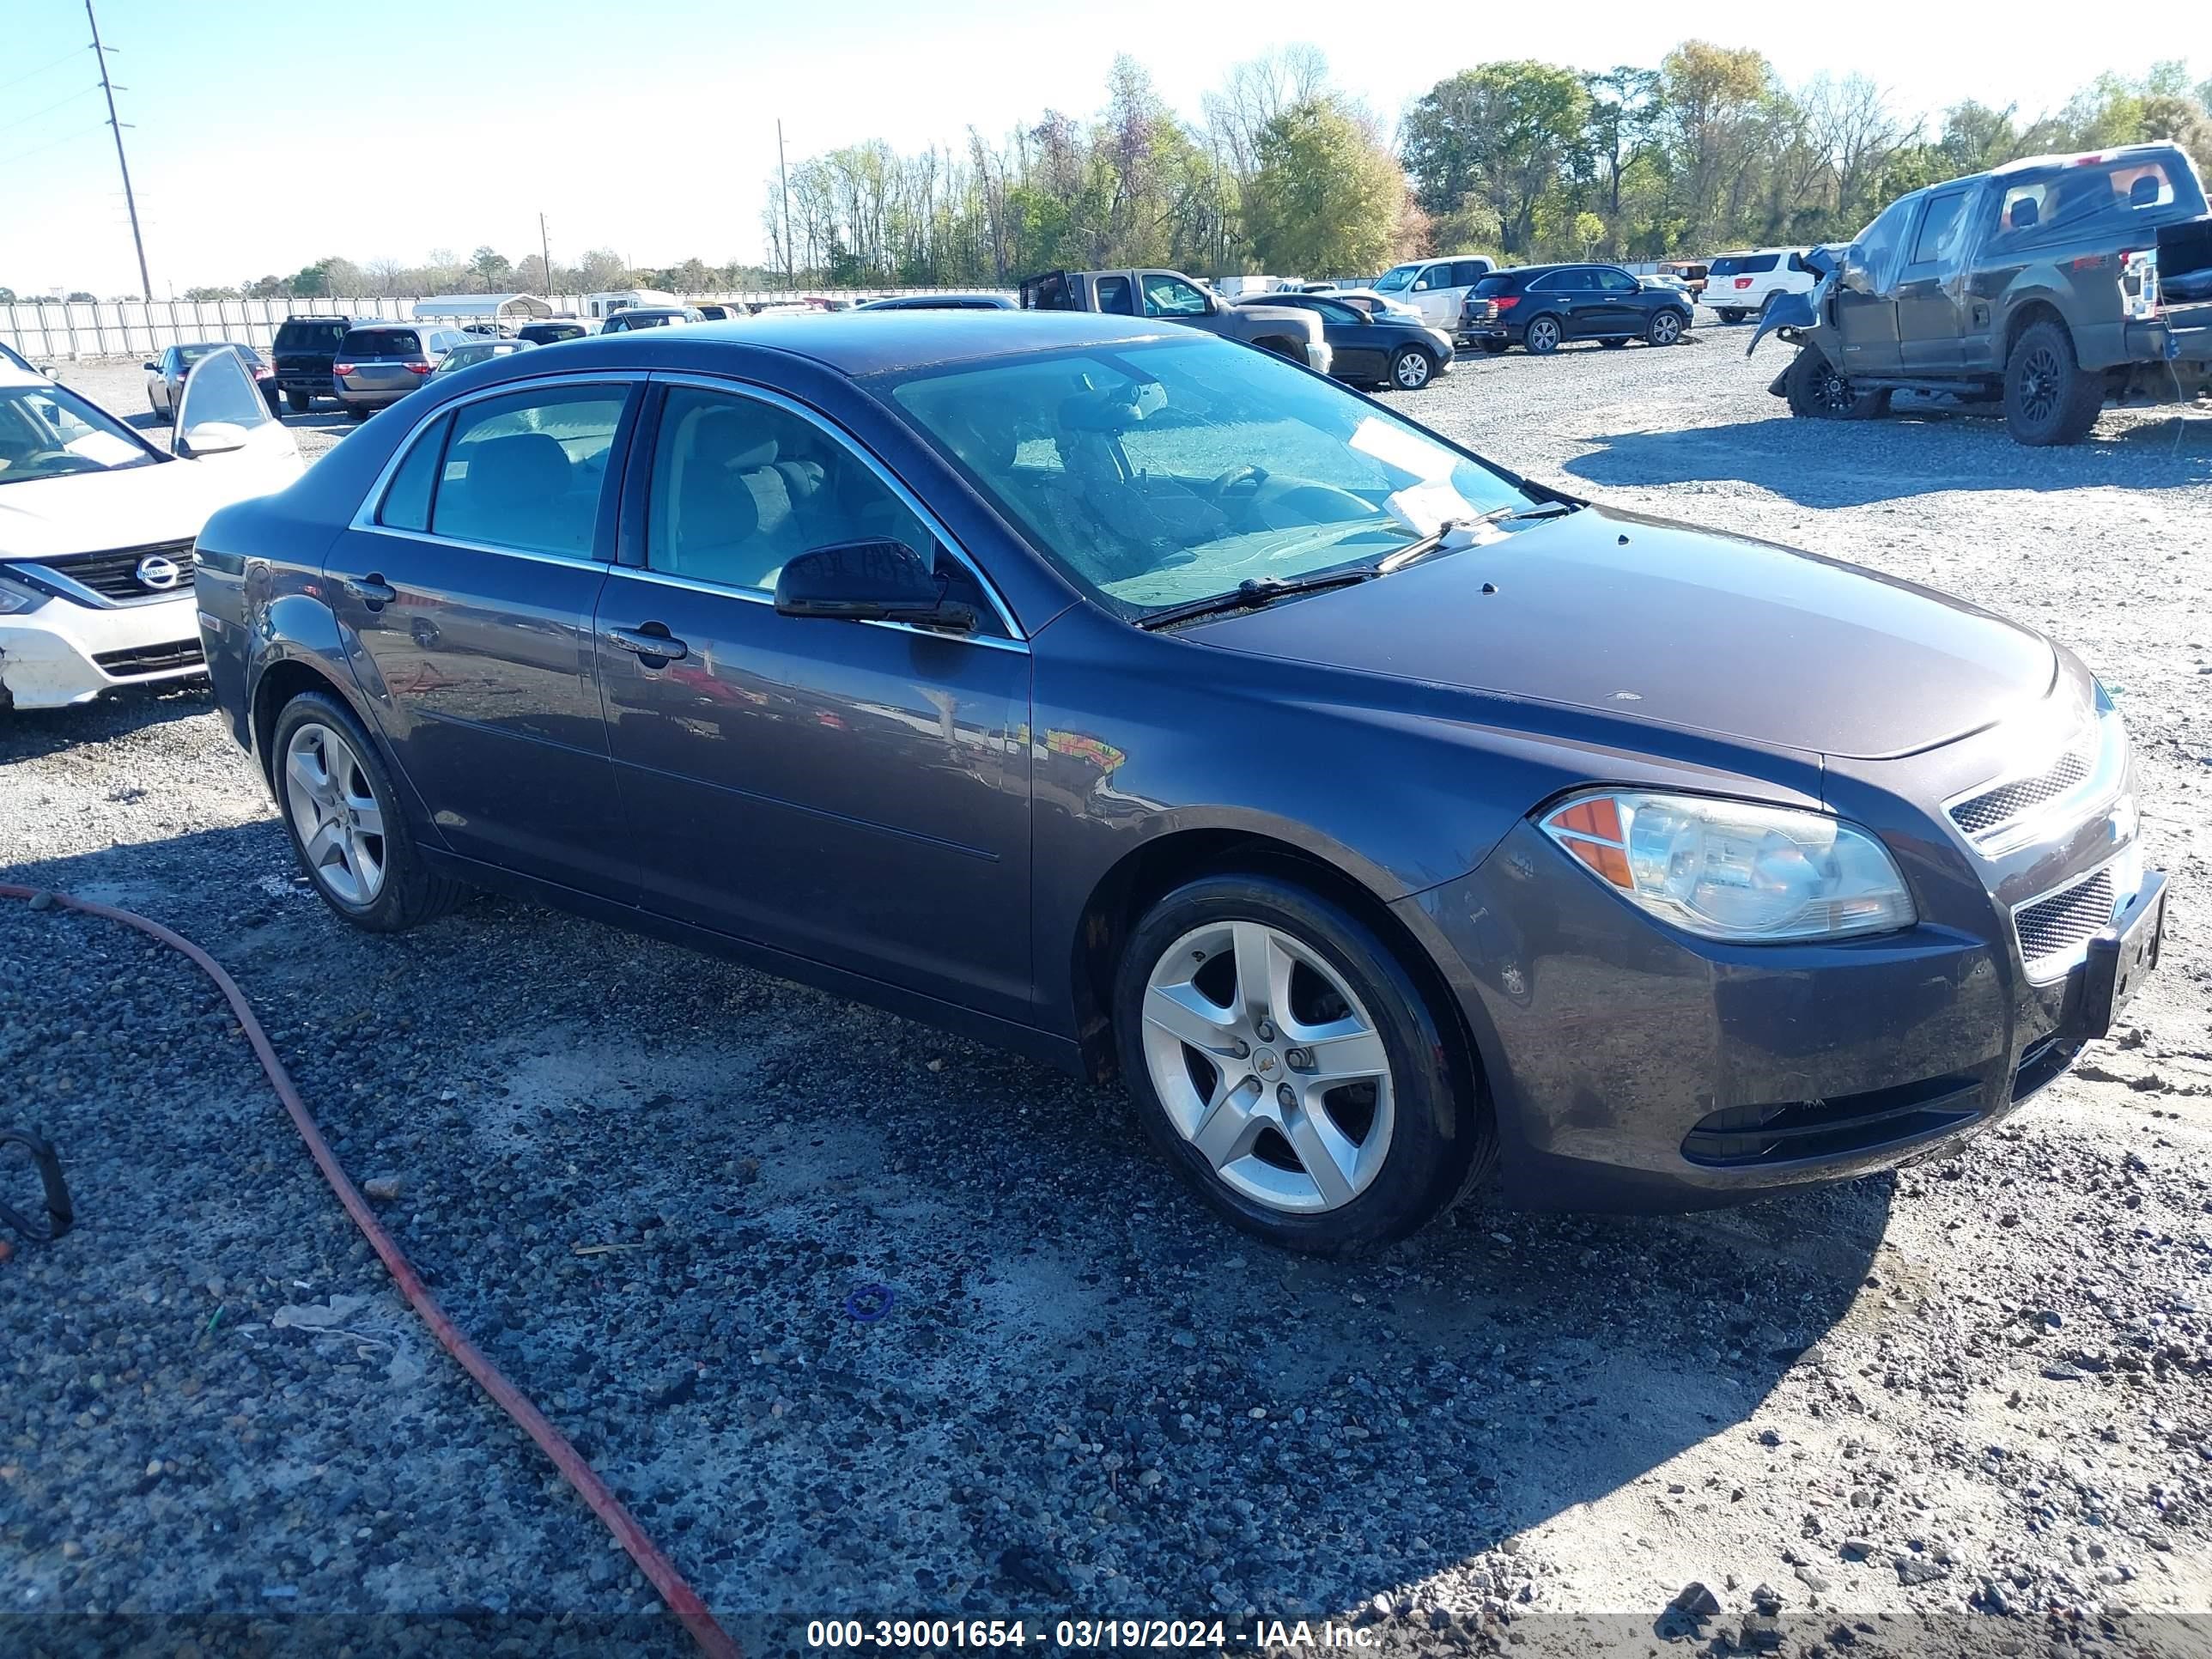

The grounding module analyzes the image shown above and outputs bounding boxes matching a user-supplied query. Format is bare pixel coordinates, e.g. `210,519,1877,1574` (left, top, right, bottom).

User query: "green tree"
1426,192,1501,255
1401,62,1590,255
1243,98,1406,276
469,246,514,291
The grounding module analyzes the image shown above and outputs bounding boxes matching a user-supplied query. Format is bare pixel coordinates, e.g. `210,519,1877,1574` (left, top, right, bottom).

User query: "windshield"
881,337,1533,617
0,381,158,485
1372,264,1419,293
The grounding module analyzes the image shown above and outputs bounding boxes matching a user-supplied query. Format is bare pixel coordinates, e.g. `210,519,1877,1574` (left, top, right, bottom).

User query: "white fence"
0,289,1014,360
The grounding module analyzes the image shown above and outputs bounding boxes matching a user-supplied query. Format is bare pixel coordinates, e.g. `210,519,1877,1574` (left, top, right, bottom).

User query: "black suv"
1457,265,1692,355
270,315,368,413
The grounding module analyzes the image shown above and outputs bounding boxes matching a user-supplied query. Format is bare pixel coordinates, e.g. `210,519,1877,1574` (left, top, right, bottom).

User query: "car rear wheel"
2004,319,2104,446
1646,309,1686,346
272,690,464,933
1479,339,1510,356
1601,337,1629,349
1717,307,1746,324
1522,315,1563,355
286,389,311,413
1389,346,1436,390
1114,872,1491,1255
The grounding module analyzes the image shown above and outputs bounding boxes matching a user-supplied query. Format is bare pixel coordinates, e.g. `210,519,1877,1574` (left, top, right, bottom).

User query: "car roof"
457,310,1180,382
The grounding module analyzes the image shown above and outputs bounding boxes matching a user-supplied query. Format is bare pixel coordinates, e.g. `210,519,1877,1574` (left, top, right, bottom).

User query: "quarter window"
428,386,627,557
379,414,447,532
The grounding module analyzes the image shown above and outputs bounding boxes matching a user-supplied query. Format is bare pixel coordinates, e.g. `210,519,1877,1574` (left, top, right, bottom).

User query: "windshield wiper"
1376,501,1579,574
1135,567,1378,631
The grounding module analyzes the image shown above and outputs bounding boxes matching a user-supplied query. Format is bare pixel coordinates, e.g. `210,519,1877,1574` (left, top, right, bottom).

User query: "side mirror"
177,421,249,458
774,540,975,633
142,361,159,372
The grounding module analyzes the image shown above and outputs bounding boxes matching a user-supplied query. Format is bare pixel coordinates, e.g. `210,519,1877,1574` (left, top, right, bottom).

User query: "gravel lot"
4,337,2210,1657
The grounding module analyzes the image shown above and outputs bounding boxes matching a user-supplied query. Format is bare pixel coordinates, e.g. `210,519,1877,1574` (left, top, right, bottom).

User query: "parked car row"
1455,264,1696,355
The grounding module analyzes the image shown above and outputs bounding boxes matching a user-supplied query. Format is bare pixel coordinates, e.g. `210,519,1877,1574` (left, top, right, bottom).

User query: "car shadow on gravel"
1564,412,2212,507
0,681,217,762
2,823,1896,1628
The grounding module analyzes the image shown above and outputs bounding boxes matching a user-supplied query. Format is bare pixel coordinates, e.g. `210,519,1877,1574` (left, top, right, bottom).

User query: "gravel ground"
3,339,2210,1658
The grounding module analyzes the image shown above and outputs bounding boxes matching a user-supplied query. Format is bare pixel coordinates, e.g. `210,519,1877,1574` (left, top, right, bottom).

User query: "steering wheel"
1200,464,1268,502
12,450,100,477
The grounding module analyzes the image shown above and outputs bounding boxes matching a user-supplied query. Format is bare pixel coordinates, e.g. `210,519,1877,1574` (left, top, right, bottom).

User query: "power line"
0,119,106,172
0,44,88,96
0,82,100,136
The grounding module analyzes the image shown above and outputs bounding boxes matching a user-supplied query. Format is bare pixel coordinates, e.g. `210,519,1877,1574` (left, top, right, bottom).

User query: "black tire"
1784,347,1887,420
1479,339,1510,356
2004,319,2104,446
1645,308,1687,347
270,690,464,933
1112,872,1494,1255
343,405,370,422
1388,345,1437,390
149,397,170,424
1601,337,1629,349
1522,314,1563,355
1717,307,1746,324
286,389,312,413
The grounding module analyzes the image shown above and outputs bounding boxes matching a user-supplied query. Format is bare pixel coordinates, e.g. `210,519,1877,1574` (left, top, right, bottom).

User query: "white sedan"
0,348,302,710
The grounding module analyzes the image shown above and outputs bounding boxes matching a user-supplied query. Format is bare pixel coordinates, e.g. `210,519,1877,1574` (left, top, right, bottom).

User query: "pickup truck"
1018,269,1333,377
1748,143,2212,445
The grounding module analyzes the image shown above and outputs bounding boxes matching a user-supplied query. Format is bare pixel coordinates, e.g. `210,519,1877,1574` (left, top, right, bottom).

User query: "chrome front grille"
2014,866,2116,979
1951,750,2091,838
21,539,198,603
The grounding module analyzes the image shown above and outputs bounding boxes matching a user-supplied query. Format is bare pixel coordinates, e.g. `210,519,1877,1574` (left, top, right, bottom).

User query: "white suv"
1705,249,1818,322
1370,255,1498,331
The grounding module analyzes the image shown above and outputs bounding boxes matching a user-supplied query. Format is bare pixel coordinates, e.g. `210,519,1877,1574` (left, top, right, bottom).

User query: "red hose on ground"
2,882,742,1659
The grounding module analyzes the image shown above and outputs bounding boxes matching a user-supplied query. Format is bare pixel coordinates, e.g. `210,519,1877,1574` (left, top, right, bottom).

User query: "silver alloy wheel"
283,720,387,907
1526,318,1559,351
1650,310,1683,345
1394,349,1432,389
1140,921,1395,1214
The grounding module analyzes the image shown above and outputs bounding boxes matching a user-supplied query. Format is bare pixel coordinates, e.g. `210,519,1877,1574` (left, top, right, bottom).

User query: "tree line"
10,47,2207,304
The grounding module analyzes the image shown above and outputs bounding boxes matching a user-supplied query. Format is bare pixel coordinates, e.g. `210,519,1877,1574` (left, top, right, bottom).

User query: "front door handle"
605,623,689,663
343,574,397,608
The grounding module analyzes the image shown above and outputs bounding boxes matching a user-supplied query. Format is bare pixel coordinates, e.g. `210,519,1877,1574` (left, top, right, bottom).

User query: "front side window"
428,385,627,557
0,383,157,484
1372,263,1419,293
1911,191,1971,267
882,337,1532,618
1140,274,1209,319
1852,200,1915,292
646,386,938,599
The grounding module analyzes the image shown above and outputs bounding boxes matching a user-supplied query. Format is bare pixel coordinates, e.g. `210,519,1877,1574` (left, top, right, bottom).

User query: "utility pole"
86,0,151,303
776,119,794,289
538,211,553,296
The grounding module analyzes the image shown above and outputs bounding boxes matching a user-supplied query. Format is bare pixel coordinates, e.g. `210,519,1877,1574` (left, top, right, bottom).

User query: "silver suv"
332,324,470,420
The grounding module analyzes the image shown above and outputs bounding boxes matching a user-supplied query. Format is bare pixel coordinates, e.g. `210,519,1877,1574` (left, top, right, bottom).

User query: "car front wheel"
1389,346,1436,390
272,690,463,932
1646,309,1686,346
1114,872,1492,1255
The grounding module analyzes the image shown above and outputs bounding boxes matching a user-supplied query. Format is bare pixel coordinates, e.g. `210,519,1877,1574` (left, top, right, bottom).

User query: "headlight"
1539,790,1915,942
0,572,48,616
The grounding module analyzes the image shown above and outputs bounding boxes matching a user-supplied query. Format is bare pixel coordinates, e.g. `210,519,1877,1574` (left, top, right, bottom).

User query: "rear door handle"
343,574,397,608
605,624,689,663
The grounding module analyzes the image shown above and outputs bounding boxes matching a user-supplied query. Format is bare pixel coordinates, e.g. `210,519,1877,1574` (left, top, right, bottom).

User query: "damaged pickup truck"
1750,143,2212,445
1019,268,1334,379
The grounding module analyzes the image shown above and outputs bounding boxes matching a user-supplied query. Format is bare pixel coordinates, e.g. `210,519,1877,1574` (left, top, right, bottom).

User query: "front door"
1896,188,1973,372
170,345,301,494
1831,197,1913,376
593,380,1033,1018
326,378,639,894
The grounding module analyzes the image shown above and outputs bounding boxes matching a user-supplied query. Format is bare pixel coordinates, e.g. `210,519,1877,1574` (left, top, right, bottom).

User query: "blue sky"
3,0,2205,297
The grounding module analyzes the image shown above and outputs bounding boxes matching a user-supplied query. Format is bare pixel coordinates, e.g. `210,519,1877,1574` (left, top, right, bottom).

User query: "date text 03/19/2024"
804,1618,1380,1650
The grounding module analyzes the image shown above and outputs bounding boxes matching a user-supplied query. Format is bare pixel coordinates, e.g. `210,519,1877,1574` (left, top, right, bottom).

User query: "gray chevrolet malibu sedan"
191,313,2165,1255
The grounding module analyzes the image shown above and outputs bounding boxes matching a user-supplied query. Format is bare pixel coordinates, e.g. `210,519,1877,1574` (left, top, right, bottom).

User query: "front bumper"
0,595,204,709
1395,781,2158,1212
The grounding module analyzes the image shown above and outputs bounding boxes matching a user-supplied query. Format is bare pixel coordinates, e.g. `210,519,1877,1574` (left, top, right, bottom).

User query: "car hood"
1185,506,2056,761
0,459,242,561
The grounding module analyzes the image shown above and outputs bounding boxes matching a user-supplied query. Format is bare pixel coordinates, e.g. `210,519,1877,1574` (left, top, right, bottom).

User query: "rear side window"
1095,276,1136,315
1449,260,1487,286
379,415,448,532
428,386,629,557
1741,253,1780,274
341,328,422,358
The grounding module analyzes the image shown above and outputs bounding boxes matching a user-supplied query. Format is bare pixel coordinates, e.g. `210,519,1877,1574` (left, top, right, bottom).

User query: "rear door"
327,377,640,892
169,345,302,493
1896,187,1973,371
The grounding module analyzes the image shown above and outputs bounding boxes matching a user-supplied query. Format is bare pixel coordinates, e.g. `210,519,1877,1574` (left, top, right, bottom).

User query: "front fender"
1746,290,1821,356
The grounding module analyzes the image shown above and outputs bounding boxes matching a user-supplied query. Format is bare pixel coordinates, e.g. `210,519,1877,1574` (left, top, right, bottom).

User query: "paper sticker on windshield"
1383,481,1486,538
1351,415,1452,481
